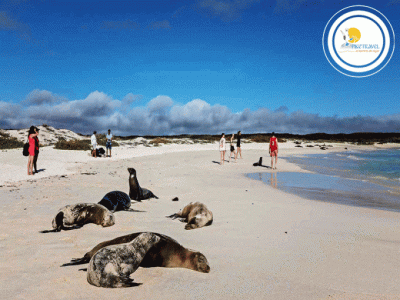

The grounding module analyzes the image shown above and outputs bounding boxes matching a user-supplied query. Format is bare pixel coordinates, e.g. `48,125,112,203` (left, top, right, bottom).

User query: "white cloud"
148,95,174,112
122,93,143,104
24,89,66,106
1,90,400,135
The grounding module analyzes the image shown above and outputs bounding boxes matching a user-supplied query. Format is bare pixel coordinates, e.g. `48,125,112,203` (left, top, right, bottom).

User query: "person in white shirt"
91,131,97,157
219,133,226,165
106,129,113,158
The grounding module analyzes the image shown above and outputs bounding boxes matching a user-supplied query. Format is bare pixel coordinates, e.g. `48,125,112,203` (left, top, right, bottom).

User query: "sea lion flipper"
61,256,90,267
54,211,64,231
166,213,179,219
142,188,157,200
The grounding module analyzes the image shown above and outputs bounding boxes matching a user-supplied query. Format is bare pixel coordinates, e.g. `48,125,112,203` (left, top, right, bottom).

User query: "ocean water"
246,148,400,212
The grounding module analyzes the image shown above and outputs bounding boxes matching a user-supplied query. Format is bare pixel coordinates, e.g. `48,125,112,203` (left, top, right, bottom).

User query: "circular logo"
322,5,395,78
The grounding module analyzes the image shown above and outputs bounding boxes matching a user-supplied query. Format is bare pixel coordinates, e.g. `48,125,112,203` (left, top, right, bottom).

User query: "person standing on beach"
33,127,40,173
106,129,113,158
27,126,39,175
229,134,237,163
219,133,226,165
91,131,97,158
269,132,278,170
236,131,242,159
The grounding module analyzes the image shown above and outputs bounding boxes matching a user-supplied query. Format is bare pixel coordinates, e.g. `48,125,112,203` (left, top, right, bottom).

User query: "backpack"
23,143,29,156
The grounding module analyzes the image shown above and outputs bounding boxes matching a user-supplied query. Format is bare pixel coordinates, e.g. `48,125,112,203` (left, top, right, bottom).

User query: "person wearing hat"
27,126,39,175
33,127,40,173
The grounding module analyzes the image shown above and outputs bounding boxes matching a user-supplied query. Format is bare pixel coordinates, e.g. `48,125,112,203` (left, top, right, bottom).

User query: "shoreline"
1,140,397,186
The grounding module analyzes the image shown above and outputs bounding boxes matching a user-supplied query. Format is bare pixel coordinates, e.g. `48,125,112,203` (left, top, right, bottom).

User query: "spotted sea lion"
167,202,213,230
40,203,115,233
98,191,131,212
61,232,211,274
87,233,161,288
128,168,158,201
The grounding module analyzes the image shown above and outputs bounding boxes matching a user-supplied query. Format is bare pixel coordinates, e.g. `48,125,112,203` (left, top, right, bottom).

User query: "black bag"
96,148,105,156
23,143,29,156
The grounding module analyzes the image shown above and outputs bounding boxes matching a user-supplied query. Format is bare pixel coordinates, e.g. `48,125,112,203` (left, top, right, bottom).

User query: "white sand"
1,141,400,299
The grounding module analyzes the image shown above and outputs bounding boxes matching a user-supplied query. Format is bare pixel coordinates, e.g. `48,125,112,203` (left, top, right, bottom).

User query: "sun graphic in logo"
347,27,361,43
340,27,361,44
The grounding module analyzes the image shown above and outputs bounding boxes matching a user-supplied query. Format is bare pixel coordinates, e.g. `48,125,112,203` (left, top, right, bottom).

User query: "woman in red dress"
27,126,39,175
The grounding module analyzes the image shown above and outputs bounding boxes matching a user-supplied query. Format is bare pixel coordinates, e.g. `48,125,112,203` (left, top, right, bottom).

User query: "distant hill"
2,125,87,146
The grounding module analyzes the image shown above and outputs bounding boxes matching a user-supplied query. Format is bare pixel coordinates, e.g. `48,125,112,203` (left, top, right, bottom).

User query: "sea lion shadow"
39,225,83,233
123,208,146,213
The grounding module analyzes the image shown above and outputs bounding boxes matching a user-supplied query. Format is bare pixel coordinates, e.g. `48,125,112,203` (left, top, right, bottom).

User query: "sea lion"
167,202,213,230
61,232,211,274
40,203,115,233
128,168,158,201
87,233,161,288
98,191,131,212
253,157,263,166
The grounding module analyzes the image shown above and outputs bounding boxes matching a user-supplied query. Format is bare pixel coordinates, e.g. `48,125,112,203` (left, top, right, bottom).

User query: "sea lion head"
127,168,136,178
191,252,210,273
101,210,115,227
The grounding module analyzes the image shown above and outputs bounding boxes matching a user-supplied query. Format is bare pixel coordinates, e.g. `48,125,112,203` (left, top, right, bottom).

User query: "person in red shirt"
269,132,278,170
27,126,39,175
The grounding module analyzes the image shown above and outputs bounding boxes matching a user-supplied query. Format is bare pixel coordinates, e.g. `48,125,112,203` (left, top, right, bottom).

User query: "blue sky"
1,0,399,135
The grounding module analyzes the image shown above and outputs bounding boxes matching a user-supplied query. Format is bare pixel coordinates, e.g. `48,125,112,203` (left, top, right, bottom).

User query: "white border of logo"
322,5,395,78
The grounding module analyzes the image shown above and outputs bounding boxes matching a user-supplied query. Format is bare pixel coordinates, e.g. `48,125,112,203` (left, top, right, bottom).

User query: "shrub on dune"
54,138,91,150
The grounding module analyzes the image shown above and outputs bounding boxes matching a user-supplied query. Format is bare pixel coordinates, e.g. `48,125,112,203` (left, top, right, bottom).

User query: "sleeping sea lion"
40,203,115,233
61,232,210,274
98,191,131,212
167,202,213,230
128,168,158,201
87,233,161,288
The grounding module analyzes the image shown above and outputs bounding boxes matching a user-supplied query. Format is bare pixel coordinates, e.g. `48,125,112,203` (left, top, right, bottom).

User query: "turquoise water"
246,148,400,212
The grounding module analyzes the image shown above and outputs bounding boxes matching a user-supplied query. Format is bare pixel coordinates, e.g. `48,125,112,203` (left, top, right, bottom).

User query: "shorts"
230,145,234,152
106,141,112,149
270,150,278,157
92,143,97,150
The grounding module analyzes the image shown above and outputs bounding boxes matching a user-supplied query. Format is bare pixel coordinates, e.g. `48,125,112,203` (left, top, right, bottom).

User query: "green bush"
149,137,172,146
0,131,24,149
54,138,91,150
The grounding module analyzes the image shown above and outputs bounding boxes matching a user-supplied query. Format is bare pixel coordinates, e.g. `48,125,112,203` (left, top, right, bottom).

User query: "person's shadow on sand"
35,169,46,173
213,160,231,165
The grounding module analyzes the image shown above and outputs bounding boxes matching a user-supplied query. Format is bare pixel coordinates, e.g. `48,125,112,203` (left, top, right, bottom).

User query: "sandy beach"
1,141,400,299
